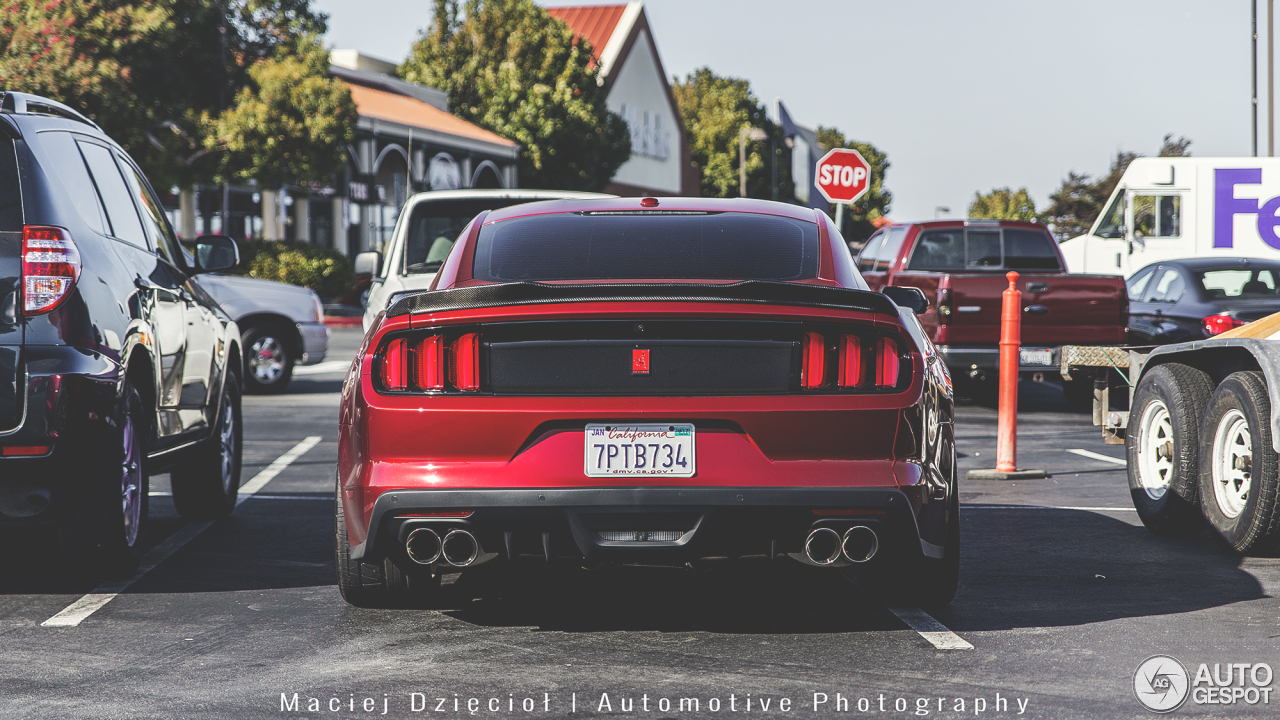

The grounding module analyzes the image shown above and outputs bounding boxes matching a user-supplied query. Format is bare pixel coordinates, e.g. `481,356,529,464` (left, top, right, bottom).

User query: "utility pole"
219,1,231,235
1270,0,1275,156
1254,0,1260,157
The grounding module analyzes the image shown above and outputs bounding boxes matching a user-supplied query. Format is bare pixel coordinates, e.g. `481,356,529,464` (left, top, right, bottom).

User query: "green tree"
968,186,1038,221
672,67,789,199
1042,150,1139,238
0,0,340,190
815,126,890,244
205,36,357,186
400,0,630,191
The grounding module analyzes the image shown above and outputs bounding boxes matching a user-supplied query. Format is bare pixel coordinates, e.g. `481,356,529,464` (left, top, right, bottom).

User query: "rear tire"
1198,372,1280,555
334,475,440,608
171,373,242,520
1126,364,1211,537
55,380,148,578
242,324,294,394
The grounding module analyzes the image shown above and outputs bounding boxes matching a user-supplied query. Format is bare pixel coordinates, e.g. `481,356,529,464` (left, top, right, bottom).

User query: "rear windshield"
0,137,20,231
1196,267,1280,298
472,212,820,282
402,198,547,275
907,227,1061,272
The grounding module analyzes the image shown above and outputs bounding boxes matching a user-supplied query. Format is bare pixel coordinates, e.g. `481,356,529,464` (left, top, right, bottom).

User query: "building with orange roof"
546,2,697,197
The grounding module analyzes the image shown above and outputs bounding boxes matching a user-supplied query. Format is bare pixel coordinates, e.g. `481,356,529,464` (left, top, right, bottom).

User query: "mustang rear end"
336,199,957,607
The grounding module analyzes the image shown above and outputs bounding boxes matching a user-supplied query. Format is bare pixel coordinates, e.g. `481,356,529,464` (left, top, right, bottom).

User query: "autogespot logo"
1135,655,1191,713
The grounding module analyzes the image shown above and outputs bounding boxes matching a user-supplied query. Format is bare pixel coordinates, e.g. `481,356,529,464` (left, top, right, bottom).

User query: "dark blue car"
1127,257,1280,344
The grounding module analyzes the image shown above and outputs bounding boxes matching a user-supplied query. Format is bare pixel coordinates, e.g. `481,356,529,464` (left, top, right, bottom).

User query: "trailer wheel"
1198,372,1280,555
1126,364,1212,537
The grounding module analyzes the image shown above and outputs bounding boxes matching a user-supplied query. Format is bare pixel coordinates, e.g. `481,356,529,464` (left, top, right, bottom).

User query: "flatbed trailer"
1060,314,1280,555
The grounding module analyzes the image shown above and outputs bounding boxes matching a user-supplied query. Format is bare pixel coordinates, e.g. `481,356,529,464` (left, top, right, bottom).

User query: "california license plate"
584,424,696,477
1019,347,1054,366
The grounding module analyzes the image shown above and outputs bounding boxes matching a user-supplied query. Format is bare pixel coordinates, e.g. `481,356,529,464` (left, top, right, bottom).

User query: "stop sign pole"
815,148,871,228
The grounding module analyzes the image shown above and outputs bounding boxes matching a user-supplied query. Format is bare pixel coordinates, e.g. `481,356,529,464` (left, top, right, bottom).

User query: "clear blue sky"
315,0,1263,222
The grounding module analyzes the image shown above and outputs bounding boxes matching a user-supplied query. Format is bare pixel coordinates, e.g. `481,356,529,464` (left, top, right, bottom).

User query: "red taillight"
1203,314,1246,336
22,225,80,315
0,445,52,457
413,335,445,390
876,337,900,387
381,338,409,390
801,331,826,389
837,335,862,388
449,333,481,392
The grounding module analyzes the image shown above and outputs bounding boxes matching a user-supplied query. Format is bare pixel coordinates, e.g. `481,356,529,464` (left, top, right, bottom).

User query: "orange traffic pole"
996,271,1020,473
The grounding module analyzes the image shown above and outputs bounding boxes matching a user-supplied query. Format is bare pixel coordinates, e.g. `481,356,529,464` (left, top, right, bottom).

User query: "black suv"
1,92,244,576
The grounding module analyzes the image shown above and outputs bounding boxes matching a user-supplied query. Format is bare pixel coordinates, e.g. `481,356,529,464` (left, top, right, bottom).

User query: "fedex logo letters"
1215,168,1280,248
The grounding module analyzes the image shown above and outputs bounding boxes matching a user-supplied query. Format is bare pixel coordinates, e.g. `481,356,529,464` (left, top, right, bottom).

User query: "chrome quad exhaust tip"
841,525,879,563
405,528,442,565
441,529,480,567
804,527,843,566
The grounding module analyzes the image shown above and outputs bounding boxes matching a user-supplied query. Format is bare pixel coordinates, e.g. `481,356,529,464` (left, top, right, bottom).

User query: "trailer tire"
1197,372,1280,555
1126,363,1212,537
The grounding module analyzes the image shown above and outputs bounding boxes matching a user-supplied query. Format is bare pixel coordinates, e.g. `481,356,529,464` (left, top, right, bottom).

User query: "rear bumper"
346,485,943,567
298,322,329,365
938,345,1061,376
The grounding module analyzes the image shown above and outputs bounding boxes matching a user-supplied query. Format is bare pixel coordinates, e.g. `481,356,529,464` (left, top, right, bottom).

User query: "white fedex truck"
1061,157,1280,277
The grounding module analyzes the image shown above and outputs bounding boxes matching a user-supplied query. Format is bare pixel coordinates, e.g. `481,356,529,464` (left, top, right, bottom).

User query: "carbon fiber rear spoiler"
385,281,901,318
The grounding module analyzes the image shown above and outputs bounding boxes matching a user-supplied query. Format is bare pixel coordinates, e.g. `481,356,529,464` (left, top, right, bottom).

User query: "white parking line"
293,360,351,376
41,436,321,628
1066,448,1127,466
963,504,1135,512
888,607,974,650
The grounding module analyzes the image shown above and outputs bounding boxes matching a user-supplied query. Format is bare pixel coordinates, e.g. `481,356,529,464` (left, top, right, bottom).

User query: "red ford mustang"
336,197,957,607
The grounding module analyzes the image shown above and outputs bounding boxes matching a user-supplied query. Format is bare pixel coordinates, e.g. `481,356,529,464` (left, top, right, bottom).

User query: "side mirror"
193,234,239,274
354,251,381,277
882,286,930,315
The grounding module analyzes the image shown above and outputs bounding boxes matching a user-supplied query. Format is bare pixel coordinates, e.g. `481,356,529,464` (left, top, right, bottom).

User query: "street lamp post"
739,126,767,197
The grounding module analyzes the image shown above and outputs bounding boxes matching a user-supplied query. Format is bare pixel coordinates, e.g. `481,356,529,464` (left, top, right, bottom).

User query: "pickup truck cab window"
857,231,885,272
907,227,1061,272
872,227,907,272
907,229,964,270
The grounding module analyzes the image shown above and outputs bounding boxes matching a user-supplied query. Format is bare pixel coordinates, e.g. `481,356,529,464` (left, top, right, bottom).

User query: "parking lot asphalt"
2,327,1278,719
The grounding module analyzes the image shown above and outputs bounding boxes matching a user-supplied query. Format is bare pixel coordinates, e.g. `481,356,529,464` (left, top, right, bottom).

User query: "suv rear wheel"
171,373,242,520
55,379,147,577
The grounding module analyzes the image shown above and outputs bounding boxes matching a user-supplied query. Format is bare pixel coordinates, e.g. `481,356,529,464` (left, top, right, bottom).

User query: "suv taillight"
379,334,480,392
22,225,80,315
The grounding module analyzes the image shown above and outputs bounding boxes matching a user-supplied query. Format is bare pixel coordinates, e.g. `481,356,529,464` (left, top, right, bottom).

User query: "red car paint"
337,198,957,606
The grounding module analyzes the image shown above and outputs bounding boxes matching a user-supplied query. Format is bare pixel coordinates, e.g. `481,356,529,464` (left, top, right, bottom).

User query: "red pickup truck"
856,219,1128,406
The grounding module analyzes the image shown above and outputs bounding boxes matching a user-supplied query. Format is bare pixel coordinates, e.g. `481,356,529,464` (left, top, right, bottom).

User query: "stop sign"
815,148,871,204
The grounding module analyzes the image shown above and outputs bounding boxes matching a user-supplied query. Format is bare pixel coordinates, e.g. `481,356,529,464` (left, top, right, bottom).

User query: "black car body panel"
0,100,241,521
1127,257,1280,345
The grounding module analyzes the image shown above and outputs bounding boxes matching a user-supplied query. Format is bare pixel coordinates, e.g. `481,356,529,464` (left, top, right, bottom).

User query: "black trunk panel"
488,339,797,394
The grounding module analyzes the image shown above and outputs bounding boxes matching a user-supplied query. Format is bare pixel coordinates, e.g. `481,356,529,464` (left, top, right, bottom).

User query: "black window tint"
0,137,21,231
78,142,147,249
873,228,907,272
966,230,1002,268
1003,229,1062,270
38,132,104,234
118,155,178,263
473,212,819,282
857,231,885,272
908,230,965,270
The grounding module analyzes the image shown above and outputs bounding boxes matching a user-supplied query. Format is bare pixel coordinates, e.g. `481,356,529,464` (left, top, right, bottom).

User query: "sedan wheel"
120,408,144,548
242,325,295,394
